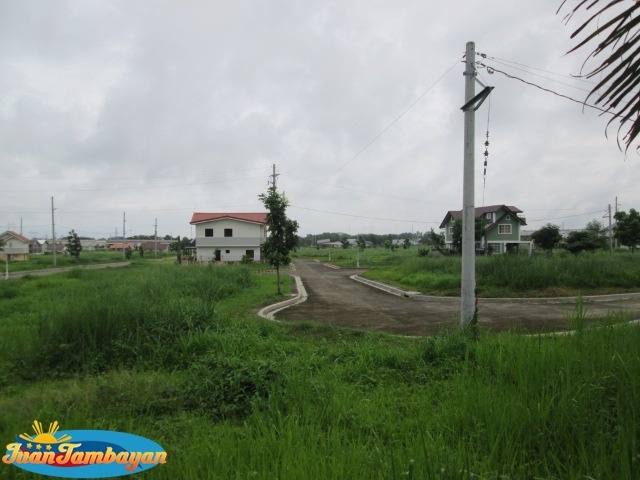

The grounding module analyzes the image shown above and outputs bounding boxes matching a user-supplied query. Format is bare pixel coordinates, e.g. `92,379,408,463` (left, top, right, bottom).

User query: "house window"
498,224,512,234
448,227,454,235
224,228,233,237
505,215,511,220
488,242,501,254
485,213,492,220
245,249,254,259
225,250,230,254
205,228,213,237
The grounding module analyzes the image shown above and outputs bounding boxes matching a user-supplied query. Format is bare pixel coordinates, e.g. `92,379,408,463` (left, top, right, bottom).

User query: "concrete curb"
350,274,640,305
257,275,308,321
350,275,422,298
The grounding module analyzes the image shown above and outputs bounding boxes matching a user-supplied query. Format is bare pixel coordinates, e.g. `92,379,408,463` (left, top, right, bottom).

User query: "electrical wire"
529,209,606,222
0,176,265,194
294,55,464,201
289,204,440,225
477,61,626,118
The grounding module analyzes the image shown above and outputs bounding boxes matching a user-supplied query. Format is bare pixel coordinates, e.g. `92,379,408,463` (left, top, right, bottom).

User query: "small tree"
564,230,601,254
341,235,350,249
451,218,486,254
403,238,411,249
66,230,83,260
584,219,607,250
531,224,562,255
259,189,299,294
139,245,145,258
356,236,366,252
614,208,640,253
425,228,446,254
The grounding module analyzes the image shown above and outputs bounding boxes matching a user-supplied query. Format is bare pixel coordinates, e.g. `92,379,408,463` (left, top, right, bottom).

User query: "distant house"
439,205,530,254
138,241,172,254
44,241,66,255
0,231,31,261
108,243,136,251
190,212,267,262
80,239,108,251
29,239,44,254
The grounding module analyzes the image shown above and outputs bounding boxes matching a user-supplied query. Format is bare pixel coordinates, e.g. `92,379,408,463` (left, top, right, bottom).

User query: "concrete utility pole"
608,204,613,253
461,42,477,329
269,164,279,193
122,212,126,259
51,196,57,266
154,218,158,258
459,41,494,330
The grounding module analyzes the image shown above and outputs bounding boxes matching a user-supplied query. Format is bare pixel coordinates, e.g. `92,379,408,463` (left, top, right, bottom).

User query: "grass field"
295,247,640,297
1,261,639,479
2,250,147,272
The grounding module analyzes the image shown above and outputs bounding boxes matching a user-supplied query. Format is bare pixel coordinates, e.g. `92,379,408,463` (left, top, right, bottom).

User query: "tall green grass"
4,250,132,272
0,263,638,479
362,251,640,296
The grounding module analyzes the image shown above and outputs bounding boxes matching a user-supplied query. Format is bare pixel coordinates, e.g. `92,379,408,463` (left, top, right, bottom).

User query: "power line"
476,61,625,118
529,209,606,222
295,55,464,201
289,204,440,225
1,176,265,194
478,53,601,87
2,167,269,182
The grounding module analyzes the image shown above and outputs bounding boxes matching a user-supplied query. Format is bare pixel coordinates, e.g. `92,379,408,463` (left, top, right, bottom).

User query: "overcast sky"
1,1,638,240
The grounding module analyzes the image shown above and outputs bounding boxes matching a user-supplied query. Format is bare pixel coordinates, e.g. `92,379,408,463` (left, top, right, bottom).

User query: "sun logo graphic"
3,420,166,478
18,420,72,454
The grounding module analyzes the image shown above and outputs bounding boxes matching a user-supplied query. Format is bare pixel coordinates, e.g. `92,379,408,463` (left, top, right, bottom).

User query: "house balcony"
195,237,265,248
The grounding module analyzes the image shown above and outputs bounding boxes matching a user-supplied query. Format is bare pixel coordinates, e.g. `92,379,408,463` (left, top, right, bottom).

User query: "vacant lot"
1,262,638,479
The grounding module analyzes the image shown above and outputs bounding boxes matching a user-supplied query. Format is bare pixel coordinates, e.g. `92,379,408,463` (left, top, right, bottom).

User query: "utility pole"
154,218,158,258
51,196,57,266
269,164,279,193
608,204,613,253
122,212,126,259
461,41,477,329
459,41,494,330
614,196,620,249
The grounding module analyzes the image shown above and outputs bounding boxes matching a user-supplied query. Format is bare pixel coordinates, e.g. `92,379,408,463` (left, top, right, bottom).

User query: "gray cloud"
1,0,637,239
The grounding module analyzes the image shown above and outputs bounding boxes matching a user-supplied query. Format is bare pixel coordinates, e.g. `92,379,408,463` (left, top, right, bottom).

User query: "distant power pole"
608,204,613,253
51,196,57,266
614,196,620,249
122,212,126,259
269,164,279,193
154,218,158,258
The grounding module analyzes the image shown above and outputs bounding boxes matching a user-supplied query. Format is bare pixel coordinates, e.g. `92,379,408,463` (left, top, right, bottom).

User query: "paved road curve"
275,260,640,335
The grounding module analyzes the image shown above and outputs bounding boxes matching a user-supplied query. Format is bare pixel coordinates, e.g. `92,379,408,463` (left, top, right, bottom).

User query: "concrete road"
275,260,640,335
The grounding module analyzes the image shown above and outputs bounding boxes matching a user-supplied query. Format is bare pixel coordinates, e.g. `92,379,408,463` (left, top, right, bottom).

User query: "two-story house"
190,212,267,262
439,205,529,254
0,231,31,261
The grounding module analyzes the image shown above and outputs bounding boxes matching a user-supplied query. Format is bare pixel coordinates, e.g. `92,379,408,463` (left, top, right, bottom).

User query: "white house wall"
194,218,266,262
